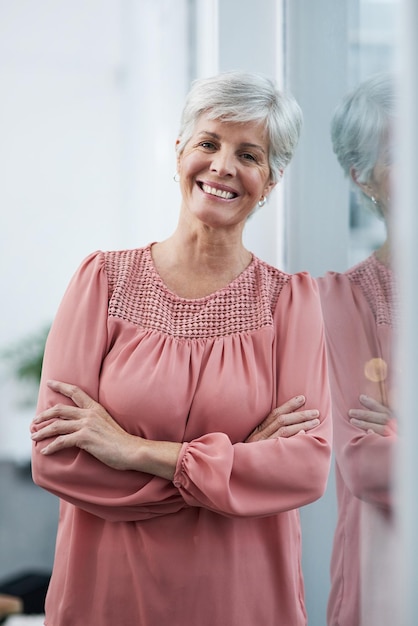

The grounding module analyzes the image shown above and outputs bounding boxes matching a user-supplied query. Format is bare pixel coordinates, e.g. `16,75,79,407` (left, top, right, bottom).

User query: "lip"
197,180,239,200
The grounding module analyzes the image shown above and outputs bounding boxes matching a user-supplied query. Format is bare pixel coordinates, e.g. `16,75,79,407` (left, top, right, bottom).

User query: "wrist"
133,438,182,481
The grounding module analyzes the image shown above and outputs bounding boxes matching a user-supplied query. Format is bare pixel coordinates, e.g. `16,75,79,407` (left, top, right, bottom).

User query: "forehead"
193,112,269,148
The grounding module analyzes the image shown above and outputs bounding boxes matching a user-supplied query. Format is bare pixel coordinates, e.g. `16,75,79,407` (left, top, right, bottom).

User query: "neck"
150,220,253,299
374,237,392,268
164,214,252,271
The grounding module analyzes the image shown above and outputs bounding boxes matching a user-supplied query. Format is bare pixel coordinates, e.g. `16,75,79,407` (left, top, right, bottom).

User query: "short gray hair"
331,72,395,216
177,71,303,183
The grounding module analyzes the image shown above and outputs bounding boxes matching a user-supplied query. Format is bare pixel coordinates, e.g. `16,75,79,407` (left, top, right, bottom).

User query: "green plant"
1,324,50,406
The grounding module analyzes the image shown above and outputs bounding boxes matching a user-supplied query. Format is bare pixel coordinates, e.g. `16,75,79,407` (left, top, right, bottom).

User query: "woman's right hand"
245,395,320,443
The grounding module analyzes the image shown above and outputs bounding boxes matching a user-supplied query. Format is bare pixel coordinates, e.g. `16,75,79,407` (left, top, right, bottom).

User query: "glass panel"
317,2,401,625
348,0,399,266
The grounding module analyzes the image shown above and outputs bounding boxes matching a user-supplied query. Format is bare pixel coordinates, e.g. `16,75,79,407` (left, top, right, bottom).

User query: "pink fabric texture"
318,254,398,626
32,245,331,626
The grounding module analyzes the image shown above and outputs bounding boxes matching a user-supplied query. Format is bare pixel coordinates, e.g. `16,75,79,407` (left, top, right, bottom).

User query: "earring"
173,172,180,182
371,196,377,204
258,196,267,208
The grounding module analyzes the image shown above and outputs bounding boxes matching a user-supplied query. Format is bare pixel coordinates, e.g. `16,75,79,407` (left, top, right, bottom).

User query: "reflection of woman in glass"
318,74,398,626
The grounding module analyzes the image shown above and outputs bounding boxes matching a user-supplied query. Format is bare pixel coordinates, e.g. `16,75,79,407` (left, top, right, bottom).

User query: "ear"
175,139,181,171
264,179,277,199
350,166,375,199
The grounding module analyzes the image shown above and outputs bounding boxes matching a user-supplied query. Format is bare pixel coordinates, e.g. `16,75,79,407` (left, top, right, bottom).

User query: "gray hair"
177,71,303,184
331,72,396,216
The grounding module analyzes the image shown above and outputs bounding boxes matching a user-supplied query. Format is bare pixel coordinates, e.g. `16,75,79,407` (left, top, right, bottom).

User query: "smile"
201,183,237,200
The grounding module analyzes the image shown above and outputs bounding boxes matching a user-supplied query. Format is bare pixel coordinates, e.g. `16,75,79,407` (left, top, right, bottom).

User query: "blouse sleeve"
318,273,395,510
32,251,186,522
173,273,332,517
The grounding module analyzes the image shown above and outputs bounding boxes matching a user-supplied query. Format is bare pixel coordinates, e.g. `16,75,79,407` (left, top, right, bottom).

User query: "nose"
210,148,236,177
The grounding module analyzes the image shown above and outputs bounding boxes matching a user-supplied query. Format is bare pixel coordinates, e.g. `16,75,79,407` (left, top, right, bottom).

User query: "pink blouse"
32,245,331,626
318,254,398,626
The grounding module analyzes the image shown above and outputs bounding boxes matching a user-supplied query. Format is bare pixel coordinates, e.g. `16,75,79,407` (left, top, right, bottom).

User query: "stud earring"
173,173,180,182
258,196,267,208
371,196,377,204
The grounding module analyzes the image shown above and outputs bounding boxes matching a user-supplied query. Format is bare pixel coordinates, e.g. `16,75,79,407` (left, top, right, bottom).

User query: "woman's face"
176,113,275,231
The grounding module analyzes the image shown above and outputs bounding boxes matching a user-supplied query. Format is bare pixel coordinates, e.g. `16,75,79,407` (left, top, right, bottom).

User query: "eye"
199,141,217,150
241,152,257,162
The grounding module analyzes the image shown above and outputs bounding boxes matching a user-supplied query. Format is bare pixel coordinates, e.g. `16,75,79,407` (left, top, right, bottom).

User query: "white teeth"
202,183,235,200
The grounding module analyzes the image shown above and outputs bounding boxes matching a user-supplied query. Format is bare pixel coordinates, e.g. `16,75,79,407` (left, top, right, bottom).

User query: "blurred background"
1,0,415,624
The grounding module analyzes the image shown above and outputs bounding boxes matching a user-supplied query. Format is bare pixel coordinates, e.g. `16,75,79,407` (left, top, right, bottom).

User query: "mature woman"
318,74,398,626
31,71,331,626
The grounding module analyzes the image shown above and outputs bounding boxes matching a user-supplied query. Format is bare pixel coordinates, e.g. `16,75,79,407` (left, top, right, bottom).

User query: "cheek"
178,153,202,181
253,171,272,195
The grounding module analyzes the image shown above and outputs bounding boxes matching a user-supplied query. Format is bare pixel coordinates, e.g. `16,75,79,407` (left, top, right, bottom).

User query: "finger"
350,418,386,435
277,409,319,427
245,397,310,443
39,432,81,455
272,417,320,438
33,405,84,425
348,409,389,425
253,409,318,440
32,418,80,441
265,409,319,436
272,395,306,416
259,397,307,430
251,415,320,441
358,394,391,415
47,380,95,409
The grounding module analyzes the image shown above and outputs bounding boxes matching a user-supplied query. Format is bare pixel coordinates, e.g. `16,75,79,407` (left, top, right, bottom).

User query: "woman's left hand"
348,394,396,436
31,380,142,470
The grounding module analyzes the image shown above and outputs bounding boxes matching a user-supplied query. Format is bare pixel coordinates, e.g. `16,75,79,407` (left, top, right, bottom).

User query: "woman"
31,71,331,626
318,74,398,626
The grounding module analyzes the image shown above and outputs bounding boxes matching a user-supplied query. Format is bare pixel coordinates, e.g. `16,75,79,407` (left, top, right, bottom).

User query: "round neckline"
146,243,256,303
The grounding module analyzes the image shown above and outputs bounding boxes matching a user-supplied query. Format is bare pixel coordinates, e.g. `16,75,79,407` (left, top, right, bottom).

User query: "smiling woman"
31,71,331,626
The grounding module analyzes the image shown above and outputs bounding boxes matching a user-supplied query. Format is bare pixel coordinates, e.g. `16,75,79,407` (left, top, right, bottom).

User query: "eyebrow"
197,131,267,154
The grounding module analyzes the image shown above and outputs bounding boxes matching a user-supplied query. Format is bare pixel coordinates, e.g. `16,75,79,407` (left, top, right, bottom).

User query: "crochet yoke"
345,254,398,328
104,246,291,339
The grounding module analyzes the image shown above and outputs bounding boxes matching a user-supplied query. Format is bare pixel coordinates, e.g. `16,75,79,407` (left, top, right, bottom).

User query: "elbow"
31,447,46,488
346,470,390,504
31,444,56,492
340,441,392,503
302,442,332,505
304,467,331,505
